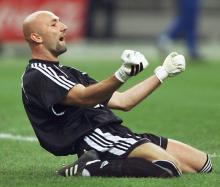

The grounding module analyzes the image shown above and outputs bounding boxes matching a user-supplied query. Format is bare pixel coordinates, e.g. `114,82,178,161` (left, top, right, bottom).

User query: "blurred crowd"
1,0,219,59
85,0,201,59
158,0,201,59
86,0,116,39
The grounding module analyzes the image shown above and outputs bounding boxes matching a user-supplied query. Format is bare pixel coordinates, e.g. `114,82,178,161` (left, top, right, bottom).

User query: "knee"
147,153,182,173
153,160,182,177
171,157,181,171
141,155,182,177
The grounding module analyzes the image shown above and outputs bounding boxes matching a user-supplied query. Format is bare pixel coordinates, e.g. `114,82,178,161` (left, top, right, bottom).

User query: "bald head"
23,11,68,60
23,11,58,43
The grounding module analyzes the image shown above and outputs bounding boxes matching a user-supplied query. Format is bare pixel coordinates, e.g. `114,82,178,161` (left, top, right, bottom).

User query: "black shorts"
75,123,168,160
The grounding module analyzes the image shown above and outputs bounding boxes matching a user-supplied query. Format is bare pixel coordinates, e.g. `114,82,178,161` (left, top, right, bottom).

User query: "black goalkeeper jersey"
22,59,122,156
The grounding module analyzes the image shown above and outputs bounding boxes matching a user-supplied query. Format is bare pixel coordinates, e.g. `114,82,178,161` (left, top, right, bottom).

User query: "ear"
30,33,43,43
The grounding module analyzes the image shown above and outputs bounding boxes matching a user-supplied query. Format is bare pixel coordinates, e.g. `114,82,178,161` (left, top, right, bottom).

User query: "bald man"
21,11,212,178
23,11,67,60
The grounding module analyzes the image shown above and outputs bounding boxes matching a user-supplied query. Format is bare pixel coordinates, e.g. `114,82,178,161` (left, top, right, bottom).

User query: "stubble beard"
52,43,67,57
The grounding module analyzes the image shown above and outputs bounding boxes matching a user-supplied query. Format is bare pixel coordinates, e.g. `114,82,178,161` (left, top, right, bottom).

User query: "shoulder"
26,61,66,81
26,61,76,90
23,64,43,81
22,61,56,86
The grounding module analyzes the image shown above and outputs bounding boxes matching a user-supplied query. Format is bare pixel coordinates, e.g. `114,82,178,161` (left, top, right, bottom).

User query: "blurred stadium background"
0,0,220,59
0,1,220,187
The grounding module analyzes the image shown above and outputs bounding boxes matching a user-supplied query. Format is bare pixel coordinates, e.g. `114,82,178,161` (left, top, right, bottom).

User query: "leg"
128,142,181,172
66,126,182,178
166,139,211,173
184,0,201,58
57,150,177,178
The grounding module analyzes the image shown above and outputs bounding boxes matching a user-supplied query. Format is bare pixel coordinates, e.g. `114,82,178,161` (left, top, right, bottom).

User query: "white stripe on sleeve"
40,64,74,87
31,64,70,90
31,63,75,90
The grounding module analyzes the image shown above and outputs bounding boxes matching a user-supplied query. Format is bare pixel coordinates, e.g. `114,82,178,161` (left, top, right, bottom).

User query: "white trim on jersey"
40,63,75,88
21,72,29,99
31,63,75,90
53,64,69,78
84,128,139,156
47,66,75,87
31,64,70,90
51,105,65,116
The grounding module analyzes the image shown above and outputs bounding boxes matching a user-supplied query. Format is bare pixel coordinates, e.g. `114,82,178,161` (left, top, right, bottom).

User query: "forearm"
64,75,123,106
83,75,122,105
108,52,185,111
120,75,161,110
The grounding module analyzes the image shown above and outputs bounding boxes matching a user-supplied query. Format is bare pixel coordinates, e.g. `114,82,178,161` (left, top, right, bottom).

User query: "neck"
31,46,58,61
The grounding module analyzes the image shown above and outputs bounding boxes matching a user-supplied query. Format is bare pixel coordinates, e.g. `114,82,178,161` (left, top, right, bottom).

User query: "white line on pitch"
0,133,37,142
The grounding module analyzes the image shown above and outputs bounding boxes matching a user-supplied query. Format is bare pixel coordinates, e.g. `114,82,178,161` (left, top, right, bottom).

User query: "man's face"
38,13,68,57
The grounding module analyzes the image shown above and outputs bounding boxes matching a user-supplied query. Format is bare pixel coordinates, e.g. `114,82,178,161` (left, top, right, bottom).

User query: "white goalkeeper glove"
115,50,149,82
154,52,185,83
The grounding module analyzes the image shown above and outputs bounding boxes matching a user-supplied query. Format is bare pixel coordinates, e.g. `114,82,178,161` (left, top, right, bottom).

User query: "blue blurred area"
158,0,201,59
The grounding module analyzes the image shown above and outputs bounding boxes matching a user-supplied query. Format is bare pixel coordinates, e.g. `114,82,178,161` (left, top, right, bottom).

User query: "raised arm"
108,52,186,111
62,75,122,107
62,50,149,107
107,75,160,111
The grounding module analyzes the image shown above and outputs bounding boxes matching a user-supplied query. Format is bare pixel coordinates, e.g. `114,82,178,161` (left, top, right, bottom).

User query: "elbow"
66,84,100,107
121,104,133,112
64,93,97,108
117,97,133,112
76,98,98,107
122,107,131,112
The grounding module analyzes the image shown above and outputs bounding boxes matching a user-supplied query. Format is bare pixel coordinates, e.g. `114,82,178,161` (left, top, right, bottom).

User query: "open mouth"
59,36,65,41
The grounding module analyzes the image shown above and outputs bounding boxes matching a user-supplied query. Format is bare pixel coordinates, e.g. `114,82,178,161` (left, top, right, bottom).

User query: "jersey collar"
29,59,59,65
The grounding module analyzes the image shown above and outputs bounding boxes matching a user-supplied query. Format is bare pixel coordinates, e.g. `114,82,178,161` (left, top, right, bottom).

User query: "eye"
51,23,56,27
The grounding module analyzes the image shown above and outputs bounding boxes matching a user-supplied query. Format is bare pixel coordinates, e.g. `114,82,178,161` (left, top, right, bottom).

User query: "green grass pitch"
0,56,219,187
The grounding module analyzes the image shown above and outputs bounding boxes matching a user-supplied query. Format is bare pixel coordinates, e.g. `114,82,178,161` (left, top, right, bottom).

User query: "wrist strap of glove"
154,66,168,83
115,67,129,83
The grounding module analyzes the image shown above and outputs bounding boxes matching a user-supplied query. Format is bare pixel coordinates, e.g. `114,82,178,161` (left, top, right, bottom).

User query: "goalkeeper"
22,11,212,178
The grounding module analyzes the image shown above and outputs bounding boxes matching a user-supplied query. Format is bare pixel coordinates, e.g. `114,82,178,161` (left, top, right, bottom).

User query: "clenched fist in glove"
154,52,186,83
115,50,149,82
